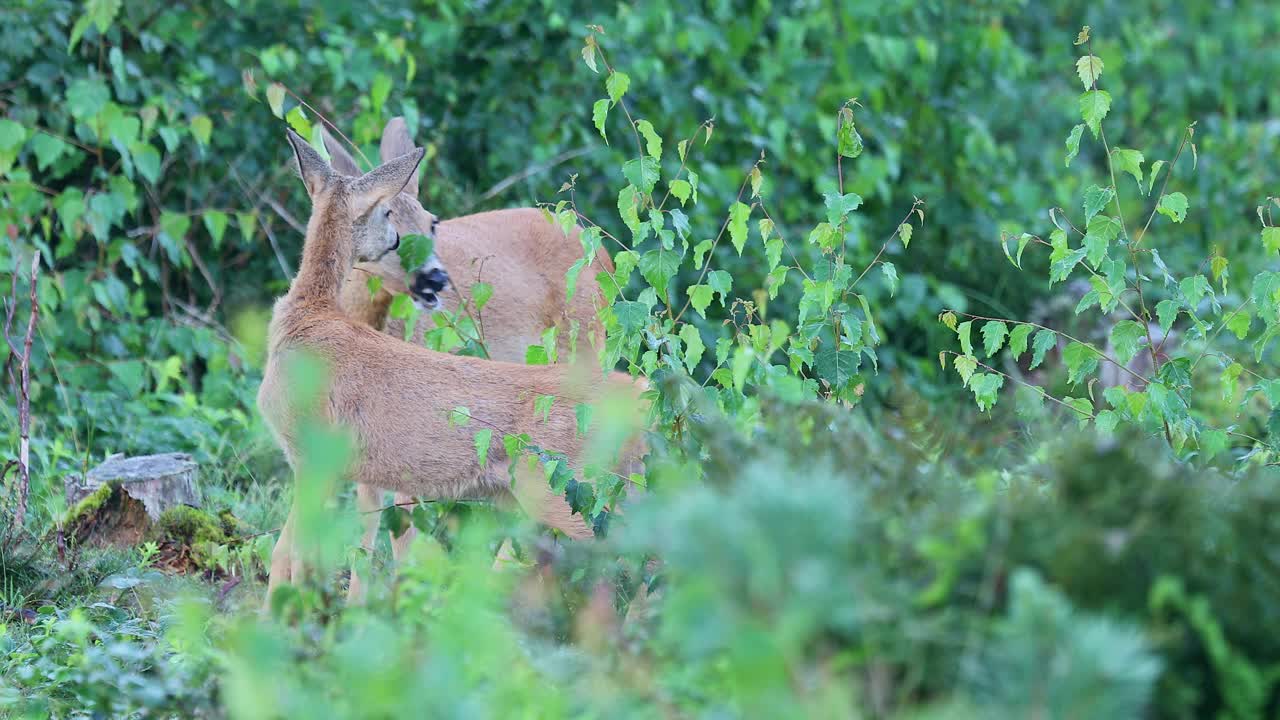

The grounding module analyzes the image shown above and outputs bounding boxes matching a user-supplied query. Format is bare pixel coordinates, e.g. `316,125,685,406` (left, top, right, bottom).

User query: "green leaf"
1064,124,1085,167
1030,329,1056,369
981,321,1008,358
266,83,287,118
898,223,912,249
1075,55,1104,89
397,233,434,273
639,247,681,299
370,73,392,110
956,321,974,356
473,429,492,469
669,179,691,206
1079,90,1112,138
472,282,493,311
592,99,609,142
1110,148,1144,190
622,157,659,195
449,407,471,427
954,355,978,386
969,373,1004,412
129,141,160,182
1198,428,1229,460
679,323,705,374
606,71,630,105
158,211,190,266
1147,160,1166,195
66,78,109,121
1062,397,1094,426
1156,300,1180,334
1156,192,1189,223
837,107,863,158
824,191,863,227
1082,185,1114,223
808,223,841,252
284,106,310,139
534,395,554,422
880,262,898,297
636,120,662,160
1260,227,1280,254
707,270,733,303
30,133,69,170
1084,215,1121,267
687,285,714,319
574,404,593,438
236,212,256,244
1110,320,1146,365
728,201,751,255
1226,310,1251,340
1062,342,1099,384
1008,324,1033,360
564,258,586,301
692,239,713,270
191,115,213,147
203,211,228,249
613,301,649,333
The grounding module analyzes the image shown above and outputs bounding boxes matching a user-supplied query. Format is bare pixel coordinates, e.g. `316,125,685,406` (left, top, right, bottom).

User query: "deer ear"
351,147,426,215
320,126,362,177
286,127,335,199
380,117,420,198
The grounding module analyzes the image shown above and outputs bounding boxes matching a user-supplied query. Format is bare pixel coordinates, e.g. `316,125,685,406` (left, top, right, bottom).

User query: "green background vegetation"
2,0,1279,717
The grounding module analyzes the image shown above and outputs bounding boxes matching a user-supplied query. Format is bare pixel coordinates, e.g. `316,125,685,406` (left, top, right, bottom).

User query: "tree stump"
63,453,202,547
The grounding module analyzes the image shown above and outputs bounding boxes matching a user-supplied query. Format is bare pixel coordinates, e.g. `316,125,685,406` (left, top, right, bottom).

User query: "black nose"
413,267,450,296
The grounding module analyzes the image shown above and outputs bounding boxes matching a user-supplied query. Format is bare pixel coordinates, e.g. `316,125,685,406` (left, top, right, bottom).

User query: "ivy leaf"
981,321,1009,358
1110,320,1146,365
1079,90,1112,138
969,373,1004,412
1110,148,1144,190
824,191,863,227
592,99,609,142
1075,55,1104,89
956,321,974,356
687,285,714,318
1064,124,1085,167
473,429,492,469
1063,342,1100,384
880,262,898,297
1082,185,1114,223
397,233,434,273
606,71,630,104
679,324,705,374
1008,324,1033,360
636,120,662,160
1030,329,1057,369
1157,192,1189,223
728,201,751,255
266,83,286,118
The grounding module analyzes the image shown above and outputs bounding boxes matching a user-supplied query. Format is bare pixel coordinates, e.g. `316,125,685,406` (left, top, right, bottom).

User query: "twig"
463,146,596,212
3,253,41,527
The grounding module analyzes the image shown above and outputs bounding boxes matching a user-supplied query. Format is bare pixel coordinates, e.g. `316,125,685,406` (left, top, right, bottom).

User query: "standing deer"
260,128,646,605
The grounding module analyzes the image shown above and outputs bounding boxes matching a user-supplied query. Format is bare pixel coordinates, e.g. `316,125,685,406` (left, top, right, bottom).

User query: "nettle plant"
940,27,1280,466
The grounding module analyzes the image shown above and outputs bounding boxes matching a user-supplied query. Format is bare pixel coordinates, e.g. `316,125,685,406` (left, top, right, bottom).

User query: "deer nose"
411,267,450,298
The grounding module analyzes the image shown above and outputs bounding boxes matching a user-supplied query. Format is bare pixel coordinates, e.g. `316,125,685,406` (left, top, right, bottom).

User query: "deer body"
261,129,645,604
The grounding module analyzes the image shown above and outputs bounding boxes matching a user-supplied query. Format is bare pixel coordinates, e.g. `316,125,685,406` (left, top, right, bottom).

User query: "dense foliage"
2,0,1279,717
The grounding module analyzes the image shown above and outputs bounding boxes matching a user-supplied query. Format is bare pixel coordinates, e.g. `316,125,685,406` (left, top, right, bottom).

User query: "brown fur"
261,128,646,604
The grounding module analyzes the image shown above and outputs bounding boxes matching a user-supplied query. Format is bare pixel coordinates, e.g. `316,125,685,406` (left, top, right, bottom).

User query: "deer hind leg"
346,483,383,605
509,460,593,540
388,492,417,563
264,498,299,612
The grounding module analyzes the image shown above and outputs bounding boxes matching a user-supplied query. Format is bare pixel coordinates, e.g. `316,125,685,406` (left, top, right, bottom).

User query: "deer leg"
509,461,593,540
388,491,417,563
264,497,299,612
346,483,383,605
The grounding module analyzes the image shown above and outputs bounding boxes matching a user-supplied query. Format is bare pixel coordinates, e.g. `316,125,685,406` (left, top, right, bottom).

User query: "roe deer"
260,129,646,605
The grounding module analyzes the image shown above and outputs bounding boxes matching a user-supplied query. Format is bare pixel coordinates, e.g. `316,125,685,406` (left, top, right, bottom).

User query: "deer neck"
339,268,394,330
287,192,354,313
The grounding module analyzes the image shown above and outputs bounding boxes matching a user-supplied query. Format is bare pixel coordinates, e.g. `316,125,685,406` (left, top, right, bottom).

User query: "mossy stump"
63,453,202,548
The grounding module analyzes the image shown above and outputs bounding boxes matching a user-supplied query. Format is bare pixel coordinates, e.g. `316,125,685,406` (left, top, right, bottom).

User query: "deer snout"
409,266,450,310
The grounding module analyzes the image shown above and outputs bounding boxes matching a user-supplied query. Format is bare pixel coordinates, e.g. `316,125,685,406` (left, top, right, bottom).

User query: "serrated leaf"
581,39,598,73
669,179,691,205
1110,320,1146,365
1084,215,1121,267
1063,342,1099,384
692,239,713,270
30,133,69,170
636,120,662,160
622,157,659,195
449,406,471,427
592,99,609,142
1064,124,1085,167
954,355,978,386
880,262,898,297
1083,185,1114,223
981,321,1009,358
565,258,586,302
474,429,492,468
1226,310,1251,340
688,285,714,318
613,300,649,334
1147,160,1166,195
266,83,286,118
1008,324,1033,360
1079,90,1112,138
1157,192,1188,223
837,107,863,158
956,321,974,356
679,323,705,374
606,71,630,105
898,223,912,249
1260,226,1280,254
728,201,750,255
969,373,1004,412
1156,299,1180,334
1030,329,1056,369
1075,55,1104,89
939,311,957,331
639,247,681,300
749,166,763,198
824,192,863,227
472,282,493,311
397,233,434,273
574,404,593,437
130,141,160,183
1110,148,1144,190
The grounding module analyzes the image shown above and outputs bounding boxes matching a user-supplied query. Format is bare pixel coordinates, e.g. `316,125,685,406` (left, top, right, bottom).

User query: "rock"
65,452,201,521
63,453,202,548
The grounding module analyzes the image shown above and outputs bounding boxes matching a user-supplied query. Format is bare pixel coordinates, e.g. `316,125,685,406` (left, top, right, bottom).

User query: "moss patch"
63,481,117,526
61,482,151,548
